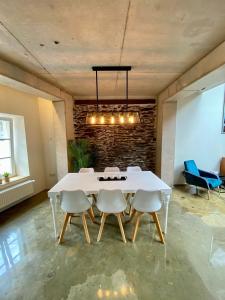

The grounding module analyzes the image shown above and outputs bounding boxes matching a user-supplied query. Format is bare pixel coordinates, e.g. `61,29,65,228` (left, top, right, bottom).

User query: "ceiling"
0,0,225,99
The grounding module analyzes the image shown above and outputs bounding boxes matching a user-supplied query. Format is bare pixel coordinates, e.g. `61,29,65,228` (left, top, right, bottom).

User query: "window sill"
0,176,31,191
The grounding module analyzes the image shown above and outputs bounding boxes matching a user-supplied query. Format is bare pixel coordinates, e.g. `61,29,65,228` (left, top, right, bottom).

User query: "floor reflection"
209,234,225,268
0,229,23,276
97,285,135,299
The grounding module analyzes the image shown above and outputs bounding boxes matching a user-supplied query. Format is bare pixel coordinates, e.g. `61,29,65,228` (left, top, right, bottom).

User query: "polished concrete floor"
1,186,225,300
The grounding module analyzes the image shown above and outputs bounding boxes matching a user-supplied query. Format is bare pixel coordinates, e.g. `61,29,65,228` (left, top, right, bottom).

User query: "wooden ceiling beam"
75,99,156,105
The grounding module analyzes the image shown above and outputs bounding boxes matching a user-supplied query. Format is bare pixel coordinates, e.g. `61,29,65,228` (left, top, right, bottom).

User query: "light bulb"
97,289,103,298
90,115,96,124
110,115,115,124
100,116,105,124
129,115,134,123
119,115,124,124
120,286,128,296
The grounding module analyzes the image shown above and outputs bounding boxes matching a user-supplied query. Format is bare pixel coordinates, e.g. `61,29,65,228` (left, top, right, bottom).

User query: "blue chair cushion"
184,160,200,176
205,177,222,189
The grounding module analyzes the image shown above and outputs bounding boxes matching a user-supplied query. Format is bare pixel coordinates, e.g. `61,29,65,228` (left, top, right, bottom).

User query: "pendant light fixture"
86,66,140,125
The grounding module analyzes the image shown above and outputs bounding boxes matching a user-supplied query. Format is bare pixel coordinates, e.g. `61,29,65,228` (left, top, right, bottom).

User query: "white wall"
38,99,70,183
161,102,177,186
174,84,225,184
53,102,68,180
38,99,58,188
0,84,51,193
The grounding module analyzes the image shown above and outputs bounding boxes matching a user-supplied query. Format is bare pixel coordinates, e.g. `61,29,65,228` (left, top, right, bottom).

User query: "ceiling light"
86,66,140,125
110,115,115,124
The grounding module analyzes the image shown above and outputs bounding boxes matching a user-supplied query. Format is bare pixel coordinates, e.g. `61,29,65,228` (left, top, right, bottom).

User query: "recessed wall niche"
73,103,157,172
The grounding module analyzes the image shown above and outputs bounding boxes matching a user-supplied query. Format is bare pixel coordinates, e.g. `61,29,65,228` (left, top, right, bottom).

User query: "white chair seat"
130,190,165,244
78,169,96,201
97,189,127,213
96,189,127,243
127,166,142,172
104,167,120,172
132,190,162,212
58,190,95,244
79,168,94,173
60,190,92,214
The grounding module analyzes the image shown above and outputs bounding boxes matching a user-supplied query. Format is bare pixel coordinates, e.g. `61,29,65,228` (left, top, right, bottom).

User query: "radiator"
0,180,35,211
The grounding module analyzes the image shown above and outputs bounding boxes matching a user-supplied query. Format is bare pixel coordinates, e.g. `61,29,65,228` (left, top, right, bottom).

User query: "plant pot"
4,177,10,183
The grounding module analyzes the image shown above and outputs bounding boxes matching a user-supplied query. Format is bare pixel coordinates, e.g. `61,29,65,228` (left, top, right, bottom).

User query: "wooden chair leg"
82,213,91,244
69,215,72,224
126,193,131,201
87,207,95,223
125,208,136,224
58,213,70,244
116,213,127,243
97,213,107,242
130,208,136,222
151,212,165,244
129,206,134,217
92,194,97,202
132,212,142,242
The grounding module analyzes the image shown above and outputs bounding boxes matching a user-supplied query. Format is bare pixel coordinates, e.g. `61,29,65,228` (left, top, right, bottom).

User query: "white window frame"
0,117,15,176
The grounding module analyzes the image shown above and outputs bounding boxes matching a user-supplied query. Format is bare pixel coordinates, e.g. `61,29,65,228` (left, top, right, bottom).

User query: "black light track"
92,66,132,71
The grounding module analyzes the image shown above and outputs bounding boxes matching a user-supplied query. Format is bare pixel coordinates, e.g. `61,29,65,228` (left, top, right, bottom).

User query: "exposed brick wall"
73,103,157,172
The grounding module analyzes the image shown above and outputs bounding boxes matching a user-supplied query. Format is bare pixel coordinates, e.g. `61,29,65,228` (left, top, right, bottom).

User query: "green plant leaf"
68,139,95,172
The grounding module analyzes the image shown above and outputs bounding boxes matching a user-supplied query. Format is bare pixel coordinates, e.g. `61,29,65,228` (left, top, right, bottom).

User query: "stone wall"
73,103,157,172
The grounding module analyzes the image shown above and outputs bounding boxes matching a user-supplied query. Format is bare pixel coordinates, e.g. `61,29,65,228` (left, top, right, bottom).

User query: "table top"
48,171,171,197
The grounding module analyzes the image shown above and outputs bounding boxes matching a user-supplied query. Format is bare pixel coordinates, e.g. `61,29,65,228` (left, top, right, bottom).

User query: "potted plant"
3,172,10,183
68,139,96,172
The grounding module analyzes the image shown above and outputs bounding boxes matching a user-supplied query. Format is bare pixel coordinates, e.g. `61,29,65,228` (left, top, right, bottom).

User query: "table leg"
162,194,170,235
50,196,58,239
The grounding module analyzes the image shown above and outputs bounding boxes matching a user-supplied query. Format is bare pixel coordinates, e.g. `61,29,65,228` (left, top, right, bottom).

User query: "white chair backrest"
132,190,162,212
104,167,120,172
79,168,94,173
97,189,127,213
127,166,142,172
60,190,91,213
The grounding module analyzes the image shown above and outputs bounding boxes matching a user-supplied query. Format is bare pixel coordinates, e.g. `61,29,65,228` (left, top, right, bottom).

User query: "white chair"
79,168,94,173
130,190,165,244
96,189,127,243
126,166,142,213
104,167,120,172
58,190,95,244
79,168,96,201
127,166,142,172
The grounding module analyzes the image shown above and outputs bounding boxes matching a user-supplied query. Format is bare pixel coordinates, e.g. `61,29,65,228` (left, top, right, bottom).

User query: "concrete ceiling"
0,0,225,99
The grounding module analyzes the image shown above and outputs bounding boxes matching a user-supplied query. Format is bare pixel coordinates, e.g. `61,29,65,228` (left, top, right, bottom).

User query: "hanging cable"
95,70,99,111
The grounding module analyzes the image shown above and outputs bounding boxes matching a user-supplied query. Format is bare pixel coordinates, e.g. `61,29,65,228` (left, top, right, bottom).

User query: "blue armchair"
183,160,222,199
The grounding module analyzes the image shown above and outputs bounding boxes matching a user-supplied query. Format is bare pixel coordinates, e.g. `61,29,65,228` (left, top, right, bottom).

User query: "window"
0,118,14,175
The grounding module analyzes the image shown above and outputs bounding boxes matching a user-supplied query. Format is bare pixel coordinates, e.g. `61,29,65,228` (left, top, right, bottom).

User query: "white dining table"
48,171,172,239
